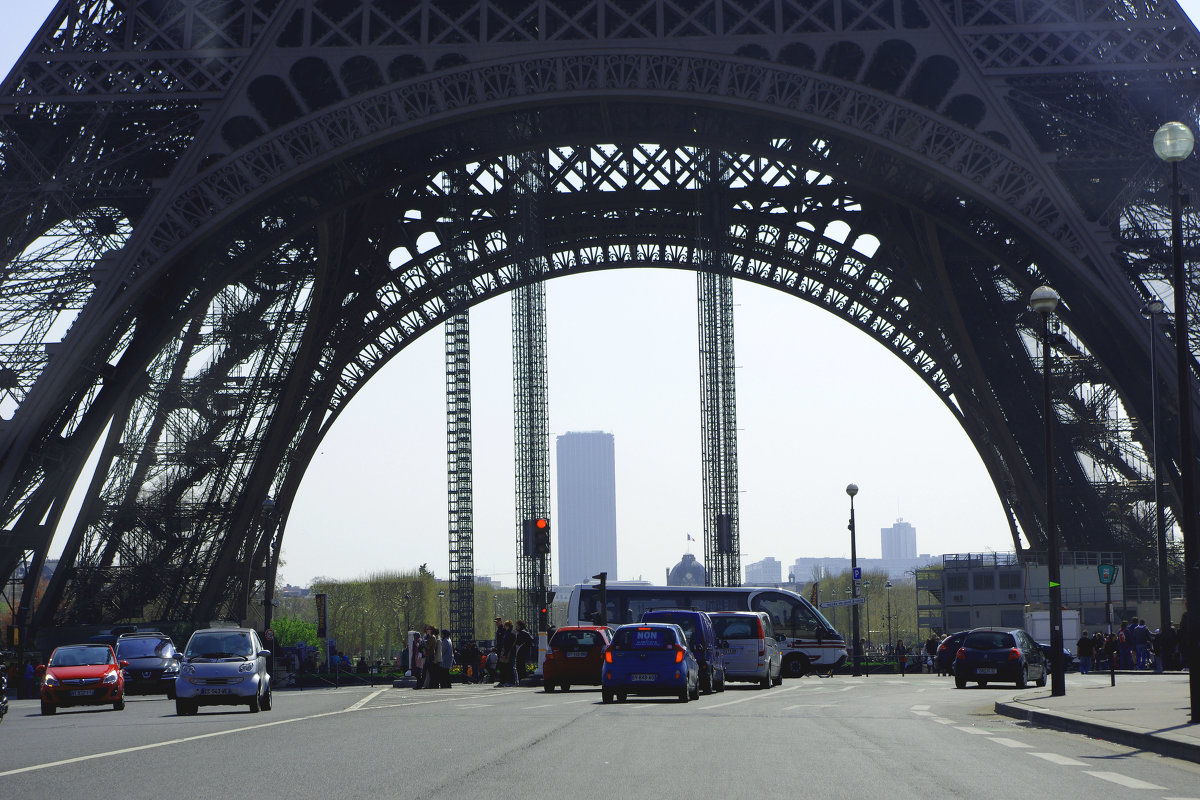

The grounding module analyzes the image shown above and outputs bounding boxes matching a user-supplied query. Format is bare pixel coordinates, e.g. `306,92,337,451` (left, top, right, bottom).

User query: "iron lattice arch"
1,0,1198,628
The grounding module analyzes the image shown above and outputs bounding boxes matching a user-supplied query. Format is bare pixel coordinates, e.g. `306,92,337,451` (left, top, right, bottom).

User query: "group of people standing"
490,617,535,687
409,626,455,689
1076,619,1187,673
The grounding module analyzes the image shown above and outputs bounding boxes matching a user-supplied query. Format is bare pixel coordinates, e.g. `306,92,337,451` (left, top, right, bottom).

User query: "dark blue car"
640,608,726,693
602,623,699,703
954,628,1047,689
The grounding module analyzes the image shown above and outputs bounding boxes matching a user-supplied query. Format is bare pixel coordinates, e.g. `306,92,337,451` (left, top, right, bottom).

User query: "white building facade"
555,431,618,586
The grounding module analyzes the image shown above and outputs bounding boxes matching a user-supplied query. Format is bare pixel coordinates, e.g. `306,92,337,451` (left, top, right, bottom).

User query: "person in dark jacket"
513,620,535,686
1076,631,1094,674
495,620,516,687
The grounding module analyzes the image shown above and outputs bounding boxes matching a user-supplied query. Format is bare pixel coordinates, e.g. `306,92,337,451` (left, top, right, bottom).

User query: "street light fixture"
1030,285,1065,697
1143,298,1172,637
1155,120,1199,721
846,483,862,676
261,496,279,634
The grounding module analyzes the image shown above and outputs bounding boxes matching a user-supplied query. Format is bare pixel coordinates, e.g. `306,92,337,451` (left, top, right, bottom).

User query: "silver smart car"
175,625,272,715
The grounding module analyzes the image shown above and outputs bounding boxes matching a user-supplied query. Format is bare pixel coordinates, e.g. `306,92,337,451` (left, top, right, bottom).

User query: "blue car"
602,623,700,703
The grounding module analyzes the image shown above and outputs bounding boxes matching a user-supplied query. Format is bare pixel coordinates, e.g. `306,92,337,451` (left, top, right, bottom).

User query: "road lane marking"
453,704,492,709
988,738,1032,748
954,727,993,735
910,704,930,711
781,704,835,710
910,710,935,716
1029,753,1086,766
1083,772,1165,790
348,689,386,710
702,685,798,710
930,718,955,724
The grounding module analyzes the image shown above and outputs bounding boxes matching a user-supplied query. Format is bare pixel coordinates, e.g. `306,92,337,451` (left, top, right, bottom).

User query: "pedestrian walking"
439,629,454,688
923,633,939,674
1077,631,1093,674
495,620,516,686
513,620,534,686
895,639,909,676
422,626,441,689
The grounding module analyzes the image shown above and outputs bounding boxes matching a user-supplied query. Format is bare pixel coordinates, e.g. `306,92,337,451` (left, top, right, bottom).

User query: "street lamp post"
1144,298,1173,635
847,483,862,676
437,590,446,630
261,496,279,634
1030,285,1066,697
886,580,894,659
403,591,412,636
1155,120,1199,721
863,579,872,652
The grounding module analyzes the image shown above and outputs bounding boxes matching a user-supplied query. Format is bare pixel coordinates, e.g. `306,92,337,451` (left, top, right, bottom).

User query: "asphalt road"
2,674,1198,798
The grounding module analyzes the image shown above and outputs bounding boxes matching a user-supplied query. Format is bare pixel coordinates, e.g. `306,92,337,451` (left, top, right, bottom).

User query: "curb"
995,700,1200,764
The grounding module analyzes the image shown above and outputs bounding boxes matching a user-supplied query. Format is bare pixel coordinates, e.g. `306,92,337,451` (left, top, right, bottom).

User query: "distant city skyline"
555,431,618,586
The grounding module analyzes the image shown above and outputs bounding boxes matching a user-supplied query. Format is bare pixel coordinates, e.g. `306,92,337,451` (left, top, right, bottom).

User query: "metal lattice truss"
1,0,1198,628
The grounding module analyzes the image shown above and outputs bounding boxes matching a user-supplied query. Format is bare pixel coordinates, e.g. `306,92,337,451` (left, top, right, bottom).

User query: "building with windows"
744,556,782,585
555,431,617,586
881,518,917,560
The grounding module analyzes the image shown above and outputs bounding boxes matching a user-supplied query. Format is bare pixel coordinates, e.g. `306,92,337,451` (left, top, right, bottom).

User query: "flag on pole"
687,533,695,541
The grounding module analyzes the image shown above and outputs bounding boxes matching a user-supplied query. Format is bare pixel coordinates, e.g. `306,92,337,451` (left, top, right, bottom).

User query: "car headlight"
43,675,59,687
238,662,256,673
181,664,196,675
102,671,119,685
163,664,179,676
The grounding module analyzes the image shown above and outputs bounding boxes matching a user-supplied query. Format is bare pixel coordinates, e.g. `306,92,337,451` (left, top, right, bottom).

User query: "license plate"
630,673,656,682
976,667,997,674
69,689,93,697
566,652,588,658
723,648,740,656
199,687,232,695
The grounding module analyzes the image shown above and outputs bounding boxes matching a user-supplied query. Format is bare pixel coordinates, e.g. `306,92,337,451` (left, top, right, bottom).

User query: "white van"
710,611,782,688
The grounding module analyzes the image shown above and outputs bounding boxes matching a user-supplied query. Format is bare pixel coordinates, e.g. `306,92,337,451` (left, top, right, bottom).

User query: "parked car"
0,669,7,723
954,628,1047,689
639,609,726,692
602,623,699,703
1036,642,1077,672
116,632,181,698
710,611,782,688
935,631,970,674
175,626,272,715
40,644,126,715
543,626,612,692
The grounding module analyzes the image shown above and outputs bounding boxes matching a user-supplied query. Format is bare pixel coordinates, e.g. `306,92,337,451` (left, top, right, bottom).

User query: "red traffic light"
535,518,549,529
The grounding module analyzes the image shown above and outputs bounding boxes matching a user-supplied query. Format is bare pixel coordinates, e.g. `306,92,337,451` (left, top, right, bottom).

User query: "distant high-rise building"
745,556,782,585
556,431,617,586
881,518,917,560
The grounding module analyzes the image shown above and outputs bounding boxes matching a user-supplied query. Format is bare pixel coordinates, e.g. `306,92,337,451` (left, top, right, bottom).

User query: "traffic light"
534,518,551,554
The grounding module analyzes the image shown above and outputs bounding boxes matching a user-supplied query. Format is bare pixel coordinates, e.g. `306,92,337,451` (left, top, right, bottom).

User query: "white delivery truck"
1024,609,1081,655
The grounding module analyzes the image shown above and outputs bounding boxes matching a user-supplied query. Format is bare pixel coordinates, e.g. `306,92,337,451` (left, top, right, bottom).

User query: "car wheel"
617,693,627,702
782,653,809,678
689,681,700,701
954,675,966,689
716,670,725,692
175,698,195,715
700,672,712,693
260,687,272,712
113,698,125,711
40,700,56,716
602,689,614,704
772,665,784,686
1036,666,1048,687
544,681,556,693
759,673,771,689
978,680,988,687
679,688,689,702
1016,665,1028,689
248,691,261,713
562,683,570,692
167,686,176,700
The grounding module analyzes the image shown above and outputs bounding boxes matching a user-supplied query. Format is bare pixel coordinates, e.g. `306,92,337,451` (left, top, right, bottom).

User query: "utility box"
1024,610,1081,655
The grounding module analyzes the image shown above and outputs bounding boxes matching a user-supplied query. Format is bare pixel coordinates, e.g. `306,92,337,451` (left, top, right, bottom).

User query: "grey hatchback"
175,626,272,714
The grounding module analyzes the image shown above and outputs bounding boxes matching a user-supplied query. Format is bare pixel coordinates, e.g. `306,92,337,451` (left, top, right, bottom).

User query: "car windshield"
116,637,173,659
712,616,758,639
50,646,114,667
186,631,255,659
964,631,1016,650
644,613,696,645
550,630,603,649
613,627,676,649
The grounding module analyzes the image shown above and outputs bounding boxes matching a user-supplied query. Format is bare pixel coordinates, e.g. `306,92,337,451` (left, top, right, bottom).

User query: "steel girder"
0,0,1197,629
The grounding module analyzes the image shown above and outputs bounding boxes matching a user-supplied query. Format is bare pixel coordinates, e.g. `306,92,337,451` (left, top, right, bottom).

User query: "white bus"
565,583,847,677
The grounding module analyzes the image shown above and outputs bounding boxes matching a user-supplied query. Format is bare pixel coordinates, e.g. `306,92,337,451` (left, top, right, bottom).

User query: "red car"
542,626,612,692
40,644,127,715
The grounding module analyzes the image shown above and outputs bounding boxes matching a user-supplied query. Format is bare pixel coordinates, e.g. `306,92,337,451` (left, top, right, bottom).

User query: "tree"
272,616,318,648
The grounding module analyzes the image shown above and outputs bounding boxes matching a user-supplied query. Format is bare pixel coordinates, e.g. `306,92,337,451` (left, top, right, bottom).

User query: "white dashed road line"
1028,753,1086,766
1083,771,1165,790
988,738,1032,748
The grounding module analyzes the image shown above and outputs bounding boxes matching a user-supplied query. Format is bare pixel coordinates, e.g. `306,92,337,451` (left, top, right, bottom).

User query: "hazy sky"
4,1,1196,589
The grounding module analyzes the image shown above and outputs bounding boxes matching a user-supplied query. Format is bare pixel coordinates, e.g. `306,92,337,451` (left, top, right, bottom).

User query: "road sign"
1098,563,1118,585
819,597,865,609
852,567,862,581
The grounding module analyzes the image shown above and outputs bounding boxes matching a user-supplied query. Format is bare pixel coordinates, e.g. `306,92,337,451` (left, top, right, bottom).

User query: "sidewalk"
994,672,1200,763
